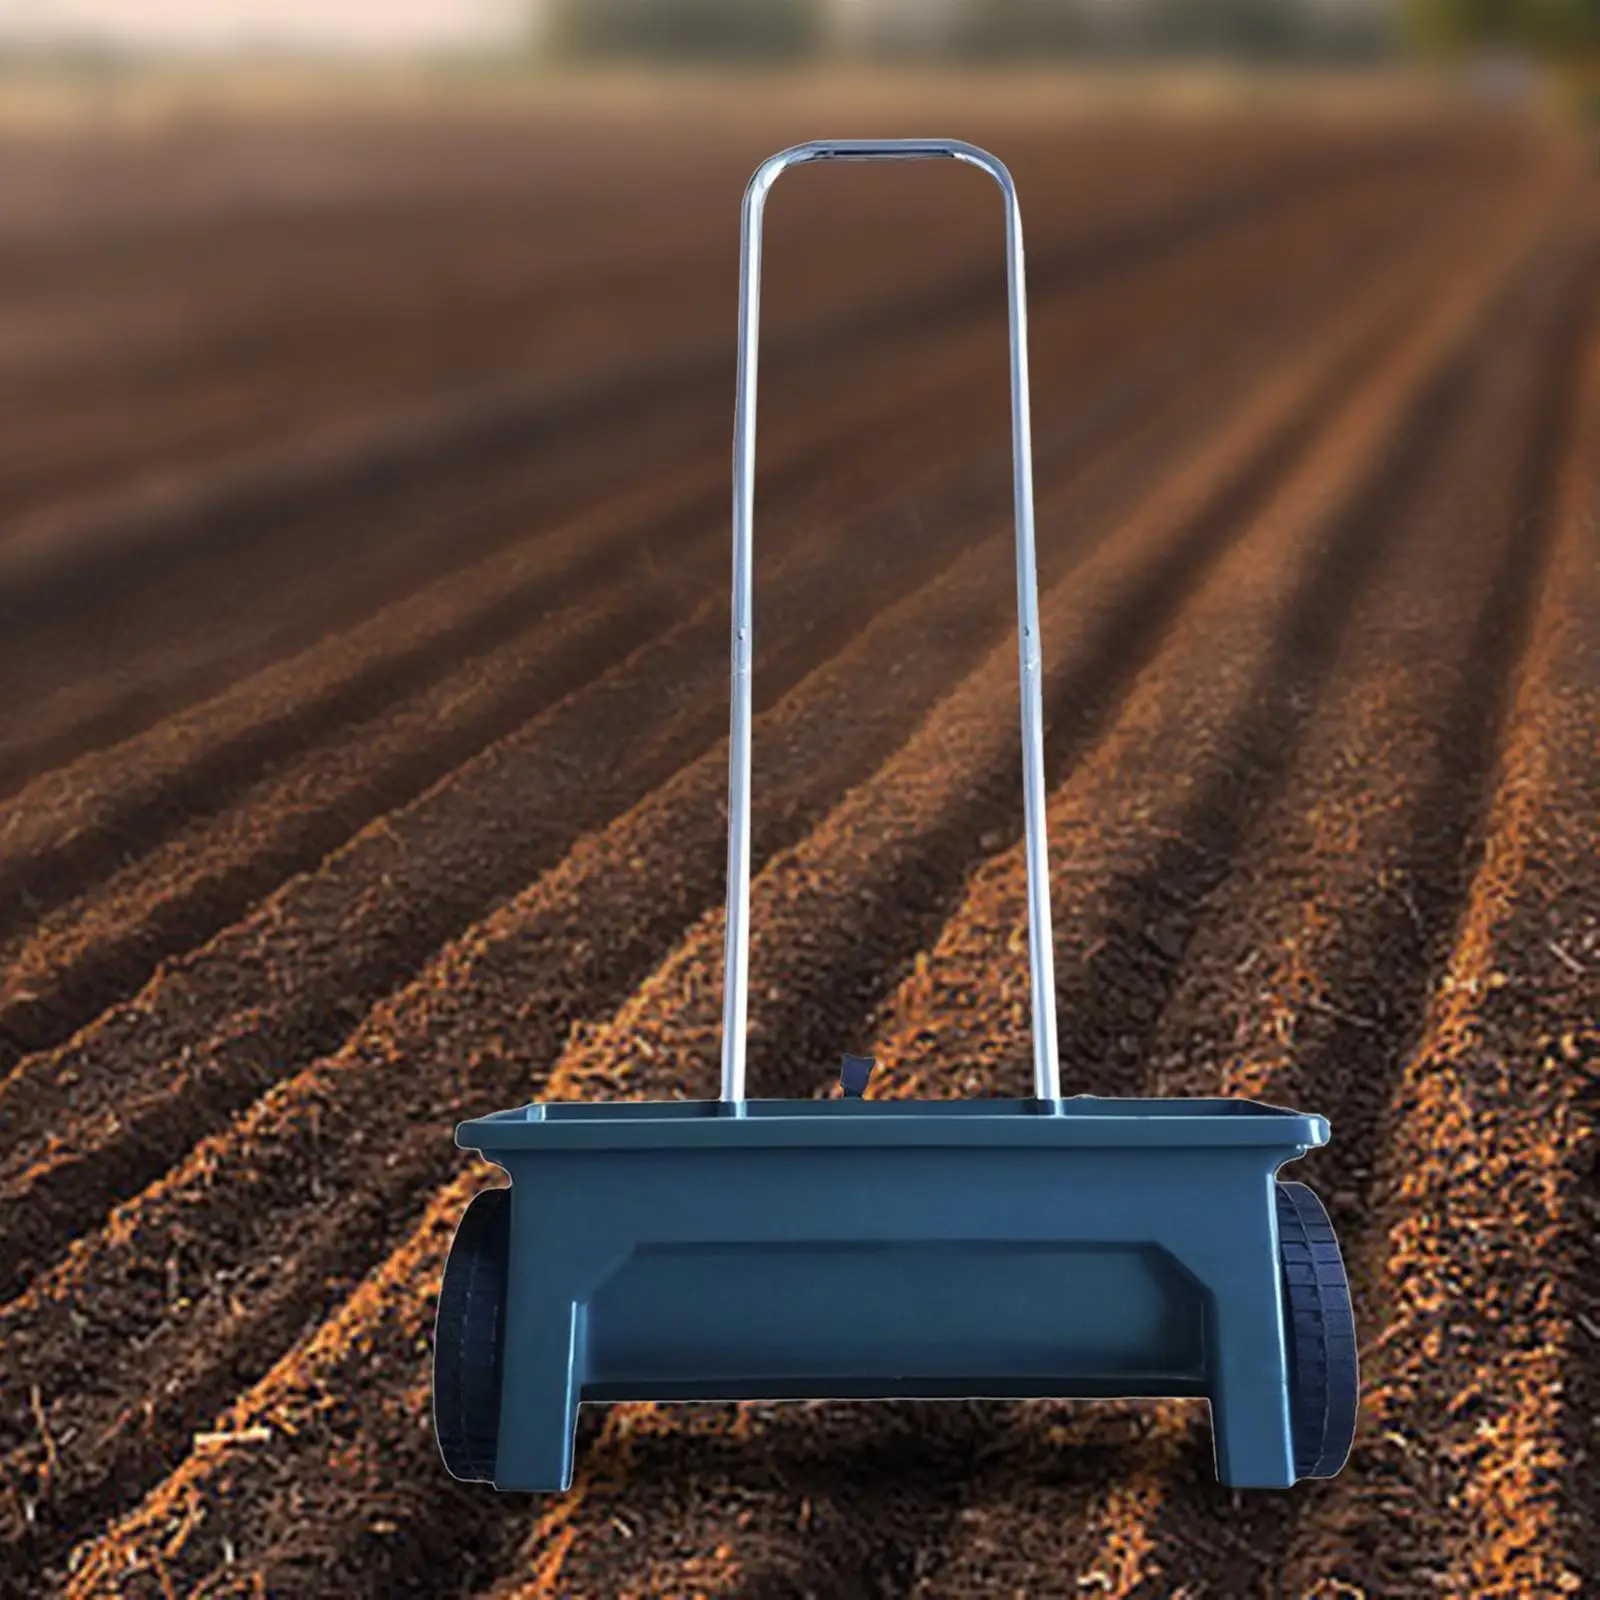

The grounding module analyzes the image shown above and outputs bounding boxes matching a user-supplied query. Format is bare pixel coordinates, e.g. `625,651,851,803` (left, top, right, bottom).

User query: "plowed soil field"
1,80,1595,1599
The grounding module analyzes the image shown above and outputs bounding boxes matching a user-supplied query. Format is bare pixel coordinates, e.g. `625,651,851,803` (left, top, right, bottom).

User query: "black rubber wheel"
433,1185,511,1483
1276,1180,1359,1479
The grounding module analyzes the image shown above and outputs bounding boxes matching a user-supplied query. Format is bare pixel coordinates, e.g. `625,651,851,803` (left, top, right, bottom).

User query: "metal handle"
719,138,1061,1108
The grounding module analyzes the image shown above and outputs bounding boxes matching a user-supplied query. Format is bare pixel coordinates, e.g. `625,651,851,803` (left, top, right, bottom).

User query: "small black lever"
840,1053,875,1097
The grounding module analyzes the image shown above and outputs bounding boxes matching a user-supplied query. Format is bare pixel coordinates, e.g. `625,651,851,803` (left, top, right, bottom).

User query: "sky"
0,0,532,56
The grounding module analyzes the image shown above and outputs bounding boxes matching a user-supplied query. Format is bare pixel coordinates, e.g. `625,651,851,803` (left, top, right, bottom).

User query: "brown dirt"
0,81,1591,1600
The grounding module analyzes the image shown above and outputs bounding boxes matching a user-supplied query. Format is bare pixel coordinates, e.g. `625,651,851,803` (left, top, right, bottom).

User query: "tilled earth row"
0,89,1592,1599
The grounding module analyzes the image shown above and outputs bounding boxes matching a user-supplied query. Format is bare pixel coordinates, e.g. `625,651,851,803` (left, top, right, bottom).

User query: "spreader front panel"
583,1238,1204,1392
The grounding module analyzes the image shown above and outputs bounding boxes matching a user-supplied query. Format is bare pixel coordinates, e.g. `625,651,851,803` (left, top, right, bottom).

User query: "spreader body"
433,138,1358,1501
440,1096,1344,1493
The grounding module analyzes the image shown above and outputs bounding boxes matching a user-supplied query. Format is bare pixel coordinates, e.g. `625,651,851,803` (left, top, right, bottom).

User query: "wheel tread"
1276,1179,1360,1480
432,1185,511,1483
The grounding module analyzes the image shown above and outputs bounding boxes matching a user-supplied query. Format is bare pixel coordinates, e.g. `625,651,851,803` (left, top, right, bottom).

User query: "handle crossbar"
719,138,1061,1108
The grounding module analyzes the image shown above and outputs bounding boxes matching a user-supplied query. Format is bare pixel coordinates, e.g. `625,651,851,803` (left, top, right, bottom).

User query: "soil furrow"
45,182,1513,1598
0,122,1300,524
1064,204,1596,1600
0,413,1046,1297
0,165,1463,1092
1268,238,1600,1600
0,156,1465,1196
0,336,1243,1585
0,214,1036,825
0,116,1443,532
527,158,1575,1600
908,184,1594,1600
8,131,1420,867
0,385,722,799
0,137,1312,646
2,102,1587,1600
0,118,1147,468
3,212,1349,1300
0,119,1438,775
0,288,1017,939
0,141,1005,543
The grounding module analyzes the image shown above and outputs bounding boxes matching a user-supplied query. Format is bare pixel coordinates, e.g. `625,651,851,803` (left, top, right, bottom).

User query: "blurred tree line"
547,0,825,62
542,0,1398,64
542,0,1598,74
1404,0,1599,58
957,0,1394,62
